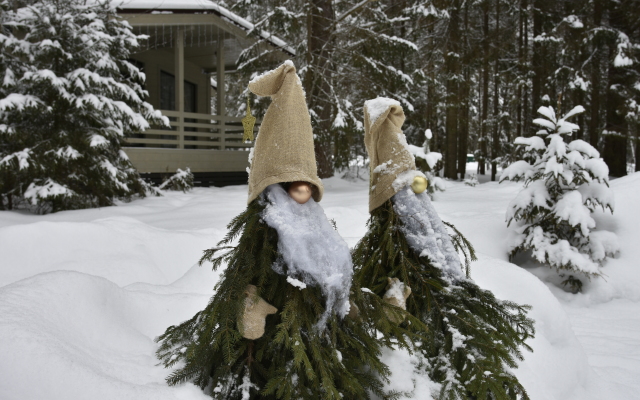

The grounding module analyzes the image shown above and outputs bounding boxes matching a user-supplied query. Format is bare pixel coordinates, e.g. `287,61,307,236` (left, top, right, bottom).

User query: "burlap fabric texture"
364,99,416,212
382,277,412,324
238,285,277,340
247,61,324,204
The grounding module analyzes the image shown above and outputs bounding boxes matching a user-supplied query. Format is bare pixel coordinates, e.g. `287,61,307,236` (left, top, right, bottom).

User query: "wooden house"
116,0,293,186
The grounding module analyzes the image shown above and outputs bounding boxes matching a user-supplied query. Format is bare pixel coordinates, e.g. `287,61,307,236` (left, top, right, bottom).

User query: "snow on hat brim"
246,61,324,204
364,97,418,212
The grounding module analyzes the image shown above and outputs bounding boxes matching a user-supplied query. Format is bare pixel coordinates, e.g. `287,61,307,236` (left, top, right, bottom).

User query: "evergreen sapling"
158,168,194,192
500,105,619,292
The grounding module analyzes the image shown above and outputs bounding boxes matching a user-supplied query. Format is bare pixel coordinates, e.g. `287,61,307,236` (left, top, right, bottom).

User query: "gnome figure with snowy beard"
353,98,535,399
156,61,387,400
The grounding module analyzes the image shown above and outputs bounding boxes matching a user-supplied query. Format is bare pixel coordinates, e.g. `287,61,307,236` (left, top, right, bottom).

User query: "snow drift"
0,175,639,399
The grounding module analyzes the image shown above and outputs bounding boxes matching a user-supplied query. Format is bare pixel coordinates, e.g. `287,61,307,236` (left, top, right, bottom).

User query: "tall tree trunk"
444,0,461,179
602,1,628,177
491,0,500,181
532,0,544,115
479,1,490,175
589,0,603,148
523,0,530,136
458,72,470,180
516,0,525,138
575,91,585,141
305,0,335,178
457,1,470,179
636,130,640,172
426,76,435,147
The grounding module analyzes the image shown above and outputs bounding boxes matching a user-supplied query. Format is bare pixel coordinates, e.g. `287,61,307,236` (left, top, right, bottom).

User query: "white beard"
393,186,465,283
261,184,353,329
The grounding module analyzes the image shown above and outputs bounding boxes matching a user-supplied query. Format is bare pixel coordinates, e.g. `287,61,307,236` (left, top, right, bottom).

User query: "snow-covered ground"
1,172,639,399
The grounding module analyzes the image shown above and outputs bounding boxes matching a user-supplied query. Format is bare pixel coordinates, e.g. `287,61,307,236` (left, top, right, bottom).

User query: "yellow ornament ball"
411,176,428,194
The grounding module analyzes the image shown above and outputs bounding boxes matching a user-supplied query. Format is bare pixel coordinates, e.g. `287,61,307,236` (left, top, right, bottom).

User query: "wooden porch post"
217,32,226,150
175,28,185,149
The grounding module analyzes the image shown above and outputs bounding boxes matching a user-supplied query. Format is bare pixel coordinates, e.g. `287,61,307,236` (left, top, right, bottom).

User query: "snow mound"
470,254,604,400
0,271,210,400
261,184,353,327
0,216,216,287
125,262,221,296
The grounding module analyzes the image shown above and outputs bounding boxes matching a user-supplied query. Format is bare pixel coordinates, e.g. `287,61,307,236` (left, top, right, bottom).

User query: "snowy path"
0,174,639,399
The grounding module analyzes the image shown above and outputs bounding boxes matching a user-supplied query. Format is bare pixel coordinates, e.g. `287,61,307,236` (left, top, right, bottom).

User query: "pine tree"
158,168,194,192
500,105,619,292
156,192,401,400
0,0,165,212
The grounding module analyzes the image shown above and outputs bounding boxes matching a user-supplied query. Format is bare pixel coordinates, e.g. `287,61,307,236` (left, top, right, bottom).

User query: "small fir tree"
500,105,619,292
158,168,194,192
0,0,166,212
355,98,534,399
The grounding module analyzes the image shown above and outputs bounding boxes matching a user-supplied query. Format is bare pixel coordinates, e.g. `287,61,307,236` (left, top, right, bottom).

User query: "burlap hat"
247,61,324,204
364,97,417,212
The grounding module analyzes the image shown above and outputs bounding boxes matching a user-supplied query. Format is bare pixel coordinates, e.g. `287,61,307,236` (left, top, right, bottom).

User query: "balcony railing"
125,110,257,150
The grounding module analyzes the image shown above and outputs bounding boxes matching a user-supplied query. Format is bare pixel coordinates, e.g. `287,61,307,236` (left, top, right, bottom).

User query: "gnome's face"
287,181,313,204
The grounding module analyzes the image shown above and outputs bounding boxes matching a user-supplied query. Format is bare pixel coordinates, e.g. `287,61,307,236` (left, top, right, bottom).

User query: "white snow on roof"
114,0,295,55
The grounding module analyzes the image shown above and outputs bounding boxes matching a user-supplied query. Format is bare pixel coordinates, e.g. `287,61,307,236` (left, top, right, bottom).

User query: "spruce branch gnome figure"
156,61,388,400
353,97,536,399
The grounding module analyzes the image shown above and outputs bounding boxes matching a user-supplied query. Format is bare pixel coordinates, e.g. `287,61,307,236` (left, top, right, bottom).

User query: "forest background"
222,0,639,181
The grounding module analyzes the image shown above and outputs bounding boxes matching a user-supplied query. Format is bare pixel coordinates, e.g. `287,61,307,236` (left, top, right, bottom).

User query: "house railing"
125,110,257,150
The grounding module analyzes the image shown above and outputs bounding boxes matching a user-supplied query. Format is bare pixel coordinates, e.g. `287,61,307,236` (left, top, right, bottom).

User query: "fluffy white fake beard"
261,184,353,329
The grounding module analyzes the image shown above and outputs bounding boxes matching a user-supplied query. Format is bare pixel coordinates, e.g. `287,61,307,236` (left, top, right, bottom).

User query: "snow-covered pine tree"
156,62,406,400
500,105,619,292
158,168,194,193
0,0,166,212
355,98,534,399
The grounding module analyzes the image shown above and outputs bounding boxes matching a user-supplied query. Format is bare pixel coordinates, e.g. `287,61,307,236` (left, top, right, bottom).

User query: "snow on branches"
158,168,194,193
500,105,619,291
0,0,166,212
408,130,445,197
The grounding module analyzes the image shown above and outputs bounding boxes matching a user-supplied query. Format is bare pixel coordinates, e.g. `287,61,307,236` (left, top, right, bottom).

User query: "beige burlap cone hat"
246,61,324,204
364,98,417,212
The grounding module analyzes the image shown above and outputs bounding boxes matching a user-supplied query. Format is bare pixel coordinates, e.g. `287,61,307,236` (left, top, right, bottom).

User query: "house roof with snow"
114,0,295,56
